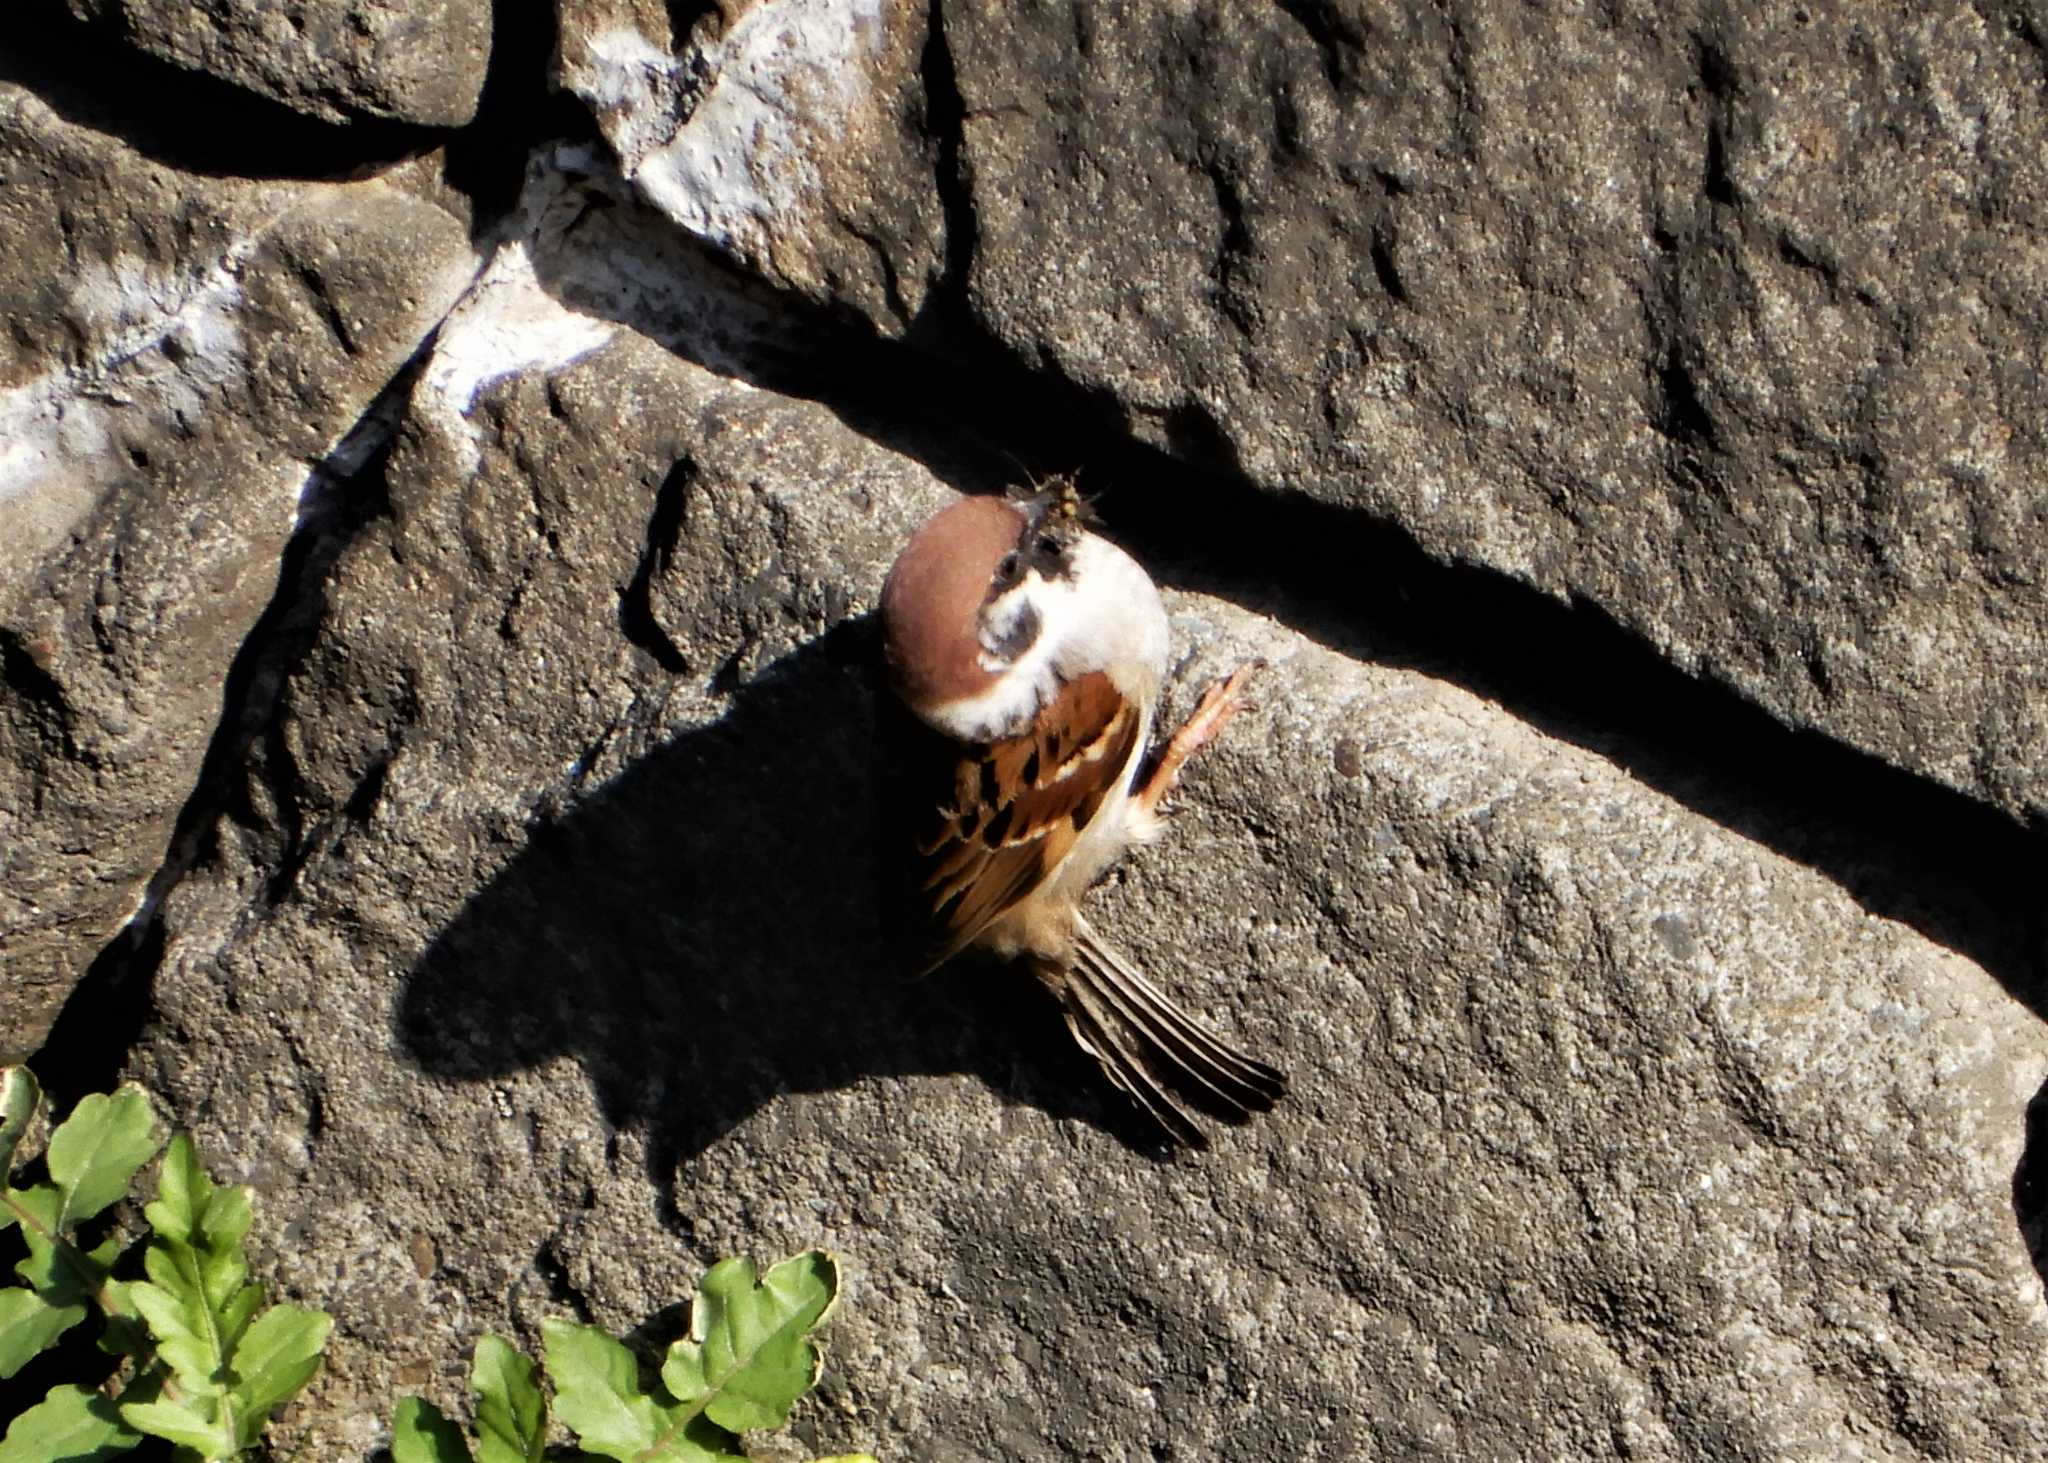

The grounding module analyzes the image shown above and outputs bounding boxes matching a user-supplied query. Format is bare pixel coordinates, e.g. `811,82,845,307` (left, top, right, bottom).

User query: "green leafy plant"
391,1251,874,1463
0,1066,332,1461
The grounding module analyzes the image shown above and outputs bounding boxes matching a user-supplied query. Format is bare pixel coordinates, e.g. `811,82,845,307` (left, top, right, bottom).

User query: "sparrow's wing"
910,670,1142,972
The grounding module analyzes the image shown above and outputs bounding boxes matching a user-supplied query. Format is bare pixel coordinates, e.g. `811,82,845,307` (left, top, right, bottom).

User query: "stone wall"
5,2,2046,1457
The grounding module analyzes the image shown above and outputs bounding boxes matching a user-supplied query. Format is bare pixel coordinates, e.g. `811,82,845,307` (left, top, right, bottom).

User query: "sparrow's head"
881,490,1086,709
881,487,1163,741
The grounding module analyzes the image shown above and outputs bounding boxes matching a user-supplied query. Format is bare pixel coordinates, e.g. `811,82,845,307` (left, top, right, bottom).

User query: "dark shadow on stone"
439,0,601,238
2015,1075,2048,1288
395,618,1178,1196
1088,471,2048,1027
7,0,597,238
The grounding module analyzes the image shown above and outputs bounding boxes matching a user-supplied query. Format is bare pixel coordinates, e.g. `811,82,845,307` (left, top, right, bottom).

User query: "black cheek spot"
1031,535,1075,579
985,601,1042,661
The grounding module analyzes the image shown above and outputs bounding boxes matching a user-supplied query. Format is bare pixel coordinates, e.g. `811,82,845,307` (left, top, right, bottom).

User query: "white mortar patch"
415,238,617,469
575,1,886,260
0,248,251,511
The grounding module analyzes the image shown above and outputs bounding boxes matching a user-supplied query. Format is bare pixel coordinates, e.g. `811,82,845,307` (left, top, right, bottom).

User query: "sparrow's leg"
1135,660,1262,818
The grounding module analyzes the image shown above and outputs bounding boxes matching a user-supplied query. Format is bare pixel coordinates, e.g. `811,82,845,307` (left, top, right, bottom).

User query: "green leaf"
129,1134,252,1388
541,1320,696,1462
227,1302,332,1446
0,1382,141,1463
471,1333,545,1463
0,1283,87,1379
17,1218,117,1303
120,1127,333,1455
660,1251,841,1433
217,1279,264,1351
97,1275,157,1366
195,1185,254,1309
4,1184,116,1376
127,1275,219,1393
145,1128,204,1245
138,1239,241,1341
660,1415,750,1461
0,1085,333,1461
46,1085,162,1230
119,1396,235,1459
0,1067,38,1187
146,1134,253,1288
7,1184,65,1286
392,1397,476,1463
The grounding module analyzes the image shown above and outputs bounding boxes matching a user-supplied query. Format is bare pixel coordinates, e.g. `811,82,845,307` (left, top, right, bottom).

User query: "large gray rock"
62,0,492,128
555,0,948,334
0,82,477,1059
117,171,2048,1459
931,0,2048,825
552,0,2048,825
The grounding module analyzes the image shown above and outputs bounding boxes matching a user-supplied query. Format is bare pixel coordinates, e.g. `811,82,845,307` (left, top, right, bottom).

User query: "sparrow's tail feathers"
1047,918,1287,1146
1058,972,1209,1148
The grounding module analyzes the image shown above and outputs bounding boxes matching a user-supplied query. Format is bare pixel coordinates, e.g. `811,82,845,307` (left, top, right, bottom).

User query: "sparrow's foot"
1137,659,1263,816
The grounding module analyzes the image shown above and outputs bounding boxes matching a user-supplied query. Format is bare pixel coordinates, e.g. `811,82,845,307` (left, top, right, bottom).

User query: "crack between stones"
621,458,695,674
0,630,72,731
441,0,599,233
1270,0,1357,91
907,0,978,347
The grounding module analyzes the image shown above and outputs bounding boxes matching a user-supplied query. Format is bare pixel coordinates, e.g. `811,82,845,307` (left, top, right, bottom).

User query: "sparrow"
877,482,1286,1146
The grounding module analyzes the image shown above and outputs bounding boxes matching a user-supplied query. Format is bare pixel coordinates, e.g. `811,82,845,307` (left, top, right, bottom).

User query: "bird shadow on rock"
2013,1075,2048,1290
395,618,1174,1201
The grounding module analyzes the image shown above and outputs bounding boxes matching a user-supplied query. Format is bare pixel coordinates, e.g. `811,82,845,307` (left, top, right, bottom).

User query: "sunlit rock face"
0,71,475,1060
6,3,2048,1459
61,0,492,127
556,0,948,334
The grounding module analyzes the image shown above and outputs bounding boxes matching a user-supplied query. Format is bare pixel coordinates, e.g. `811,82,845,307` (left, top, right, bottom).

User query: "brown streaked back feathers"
911,671,1140,972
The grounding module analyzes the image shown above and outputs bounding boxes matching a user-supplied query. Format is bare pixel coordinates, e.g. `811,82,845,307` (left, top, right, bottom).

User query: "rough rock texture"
62,0,493,128
930,1,2048,826
7,2,2048,1459
556,0,948,334
129,250,2048,1454
0,82,477,1058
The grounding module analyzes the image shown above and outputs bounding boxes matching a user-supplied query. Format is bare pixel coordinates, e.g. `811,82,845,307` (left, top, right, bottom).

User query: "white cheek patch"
921,574,1077,742
921,667,1051,743
915,533,1169,745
